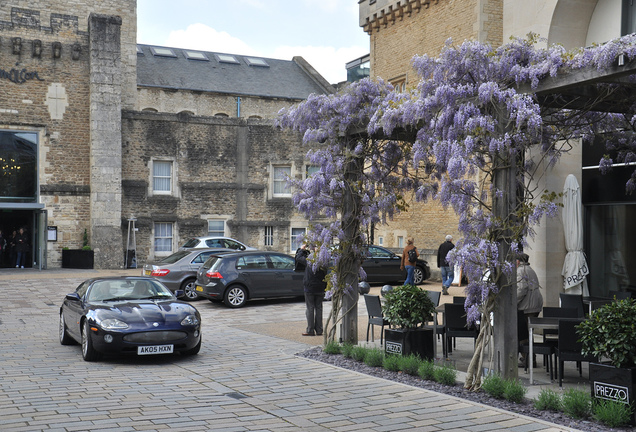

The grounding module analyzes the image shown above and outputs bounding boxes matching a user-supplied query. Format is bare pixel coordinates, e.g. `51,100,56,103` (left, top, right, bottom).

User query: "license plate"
138,345,173,355
195,285,203,292
144,270,151,276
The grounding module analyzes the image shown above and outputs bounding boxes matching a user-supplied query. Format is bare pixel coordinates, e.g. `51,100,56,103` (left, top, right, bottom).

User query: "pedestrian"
8,230,17,267
15,227,29,268
400,237,418,285
296,245,327,336
0,230,5,267
516,253,543,368
294,243,309,272
437,235,455,295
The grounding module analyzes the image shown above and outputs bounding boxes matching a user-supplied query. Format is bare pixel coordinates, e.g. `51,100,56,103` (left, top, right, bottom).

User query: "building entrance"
0,209,42,268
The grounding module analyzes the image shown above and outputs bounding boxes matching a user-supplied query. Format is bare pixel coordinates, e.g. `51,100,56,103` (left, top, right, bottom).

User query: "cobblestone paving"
0,270,577,431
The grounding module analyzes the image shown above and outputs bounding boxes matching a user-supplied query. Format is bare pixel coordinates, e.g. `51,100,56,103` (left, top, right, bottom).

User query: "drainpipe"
237,96,241,118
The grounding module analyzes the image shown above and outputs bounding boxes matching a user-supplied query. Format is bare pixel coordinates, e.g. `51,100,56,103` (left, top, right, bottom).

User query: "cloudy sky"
137,0,370,84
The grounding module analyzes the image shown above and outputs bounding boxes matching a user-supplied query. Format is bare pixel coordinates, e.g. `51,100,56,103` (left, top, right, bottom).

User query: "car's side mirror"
174,290,185,298
65,293,81,302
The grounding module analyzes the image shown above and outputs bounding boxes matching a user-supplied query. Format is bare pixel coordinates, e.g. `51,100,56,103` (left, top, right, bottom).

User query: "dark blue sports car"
59,276,202,361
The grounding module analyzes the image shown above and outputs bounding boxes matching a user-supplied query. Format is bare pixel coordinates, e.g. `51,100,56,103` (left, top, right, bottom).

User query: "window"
216,54,239,64
397,236,404,248
273,166,291,197
154,223,173,254
208,220,225,236
306,165,320,178
0,131,38,202
264,226,274,246
269,254,294,270
291,228,306,251
245,57,269,67
152,160,172,194
149,47,177,58
378,236,384,246
184,50,209,61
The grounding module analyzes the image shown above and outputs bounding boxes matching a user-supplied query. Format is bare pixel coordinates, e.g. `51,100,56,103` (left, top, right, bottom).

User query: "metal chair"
443,303,478,358
556,318,598,387
518,310,556,380
423,290,445,351
559,293,585,318
363,294,390,344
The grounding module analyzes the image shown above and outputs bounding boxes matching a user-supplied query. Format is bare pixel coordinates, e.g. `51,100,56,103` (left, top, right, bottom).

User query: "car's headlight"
181,315,200,326
99,318,129,329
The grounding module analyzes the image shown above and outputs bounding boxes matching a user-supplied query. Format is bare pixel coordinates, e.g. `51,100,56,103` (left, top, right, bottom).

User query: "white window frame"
272,165,292,198
150,158,176,196
291,227,306,251
397,236,404,248
154,222,174,256
305,164,320,178
378,236,384,246
264,226,274,247
208,220,226,237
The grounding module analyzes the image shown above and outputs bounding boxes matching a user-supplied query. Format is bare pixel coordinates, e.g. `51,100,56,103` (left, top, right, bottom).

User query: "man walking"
296,246,327,336
437,235,454,295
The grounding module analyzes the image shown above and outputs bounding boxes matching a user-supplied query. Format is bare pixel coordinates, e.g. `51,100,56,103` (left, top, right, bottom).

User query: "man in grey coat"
517,253,543,367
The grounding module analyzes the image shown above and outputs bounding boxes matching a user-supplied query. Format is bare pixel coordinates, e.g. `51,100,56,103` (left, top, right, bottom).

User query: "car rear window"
158,250,190,264
181,238,200,248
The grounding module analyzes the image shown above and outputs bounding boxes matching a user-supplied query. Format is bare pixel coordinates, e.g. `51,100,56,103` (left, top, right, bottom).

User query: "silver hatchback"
143,248,231,301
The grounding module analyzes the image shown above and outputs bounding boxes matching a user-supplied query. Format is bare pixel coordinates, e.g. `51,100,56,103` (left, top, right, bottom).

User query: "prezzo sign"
0,66,44,84
385,341,403,355
594,381,629,404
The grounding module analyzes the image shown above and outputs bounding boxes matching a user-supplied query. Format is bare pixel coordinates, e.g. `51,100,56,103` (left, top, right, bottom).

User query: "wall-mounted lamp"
32,39,42,58
72,43,81,60
52,42,62,59
12,37,22,55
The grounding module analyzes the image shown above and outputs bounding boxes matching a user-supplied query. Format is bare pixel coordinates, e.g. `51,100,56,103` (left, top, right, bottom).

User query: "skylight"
149,47,177,58
184,50,209,61
136,46,144,55
216,54,239,64
245,57,269,67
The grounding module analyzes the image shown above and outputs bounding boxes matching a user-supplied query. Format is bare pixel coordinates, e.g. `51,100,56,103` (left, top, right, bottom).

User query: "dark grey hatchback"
195,251,304,307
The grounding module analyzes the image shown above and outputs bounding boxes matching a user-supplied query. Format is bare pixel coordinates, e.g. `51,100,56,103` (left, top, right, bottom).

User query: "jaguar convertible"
59,276,202,361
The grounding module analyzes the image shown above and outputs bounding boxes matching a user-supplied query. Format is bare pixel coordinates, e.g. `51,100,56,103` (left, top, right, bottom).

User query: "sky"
136,0,370,84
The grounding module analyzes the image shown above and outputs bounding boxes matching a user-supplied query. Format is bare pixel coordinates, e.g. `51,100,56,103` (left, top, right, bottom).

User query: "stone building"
359,0,636,300
0,0,333,269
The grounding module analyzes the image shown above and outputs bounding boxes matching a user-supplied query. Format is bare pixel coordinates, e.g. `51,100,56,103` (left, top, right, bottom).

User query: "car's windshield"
181,238,200,248
157,250,190,264
88,280,174,301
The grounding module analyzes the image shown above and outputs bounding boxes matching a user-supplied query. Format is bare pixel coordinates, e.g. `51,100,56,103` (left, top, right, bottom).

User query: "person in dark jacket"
296,245,327,336
437,235,455,295
15,227,29,268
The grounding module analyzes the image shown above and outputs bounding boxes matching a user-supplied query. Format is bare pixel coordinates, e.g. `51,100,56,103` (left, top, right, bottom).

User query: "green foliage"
503,379,527,404
383,354,401,372
578,299,636,368
562,388,591,419
481,374,506,399
418,360,436,381
382,285,436,329
351,345,367,362
397,354,422,376
82,229,90,249
433,364,457,386
341,343,354,359
592,399,632,428
533,389,562,411
323,340,341,355
363,348,385,367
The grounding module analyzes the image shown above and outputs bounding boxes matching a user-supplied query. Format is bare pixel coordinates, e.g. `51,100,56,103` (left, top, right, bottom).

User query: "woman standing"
15,227,29,268
400,237,418,285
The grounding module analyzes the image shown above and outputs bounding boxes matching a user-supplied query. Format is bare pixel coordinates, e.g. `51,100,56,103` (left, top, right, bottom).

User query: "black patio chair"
363,294,390,344
443,303,478,358
423,290,445,351
556,318,598,387
608,290,632,300
559,293,585,318
517,310,556,380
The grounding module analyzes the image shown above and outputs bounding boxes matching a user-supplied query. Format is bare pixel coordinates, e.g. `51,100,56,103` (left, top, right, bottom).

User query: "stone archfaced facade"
0,0,333,269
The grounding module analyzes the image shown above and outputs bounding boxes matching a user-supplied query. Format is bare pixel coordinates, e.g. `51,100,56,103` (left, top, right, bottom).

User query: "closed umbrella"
561,174,589,296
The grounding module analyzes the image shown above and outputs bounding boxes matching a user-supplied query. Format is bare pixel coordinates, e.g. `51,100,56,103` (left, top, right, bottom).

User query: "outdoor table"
527,316,560,384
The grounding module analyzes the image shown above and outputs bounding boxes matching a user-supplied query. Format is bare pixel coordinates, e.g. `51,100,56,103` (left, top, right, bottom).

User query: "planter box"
62,249,94,269
590,362,636,425
385,328,434,360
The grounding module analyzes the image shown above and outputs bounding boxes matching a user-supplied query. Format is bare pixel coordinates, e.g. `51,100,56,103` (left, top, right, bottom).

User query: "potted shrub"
578,298,636,424
61,229,94,269
382,284,436,360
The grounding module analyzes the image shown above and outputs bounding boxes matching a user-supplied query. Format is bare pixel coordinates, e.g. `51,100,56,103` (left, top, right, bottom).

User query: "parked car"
195,250,304,307
143,248,231,301
59,276,202,361
179,236,255,251
363,245,431,285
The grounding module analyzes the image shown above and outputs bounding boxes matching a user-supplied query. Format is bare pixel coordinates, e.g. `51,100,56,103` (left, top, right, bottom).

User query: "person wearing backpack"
400,237,418,285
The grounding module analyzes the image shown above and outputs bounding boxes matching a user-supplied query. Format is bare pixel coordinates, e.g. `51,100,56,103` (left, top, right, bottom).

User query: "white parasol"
561,174,589,295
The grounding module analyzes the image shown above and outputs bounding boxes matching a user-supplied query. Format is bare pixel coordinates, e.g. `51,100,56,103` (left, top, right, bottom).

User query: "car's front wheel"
413,266,425,285
181,278,199,301
224,285,247,308
59,312,75,345
81,320,100,361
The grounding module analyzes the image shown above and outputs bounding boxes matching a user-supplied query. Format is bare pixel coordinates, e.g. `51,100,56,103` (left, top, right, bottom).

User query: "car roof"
83,276,159,284
211,250,289,258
